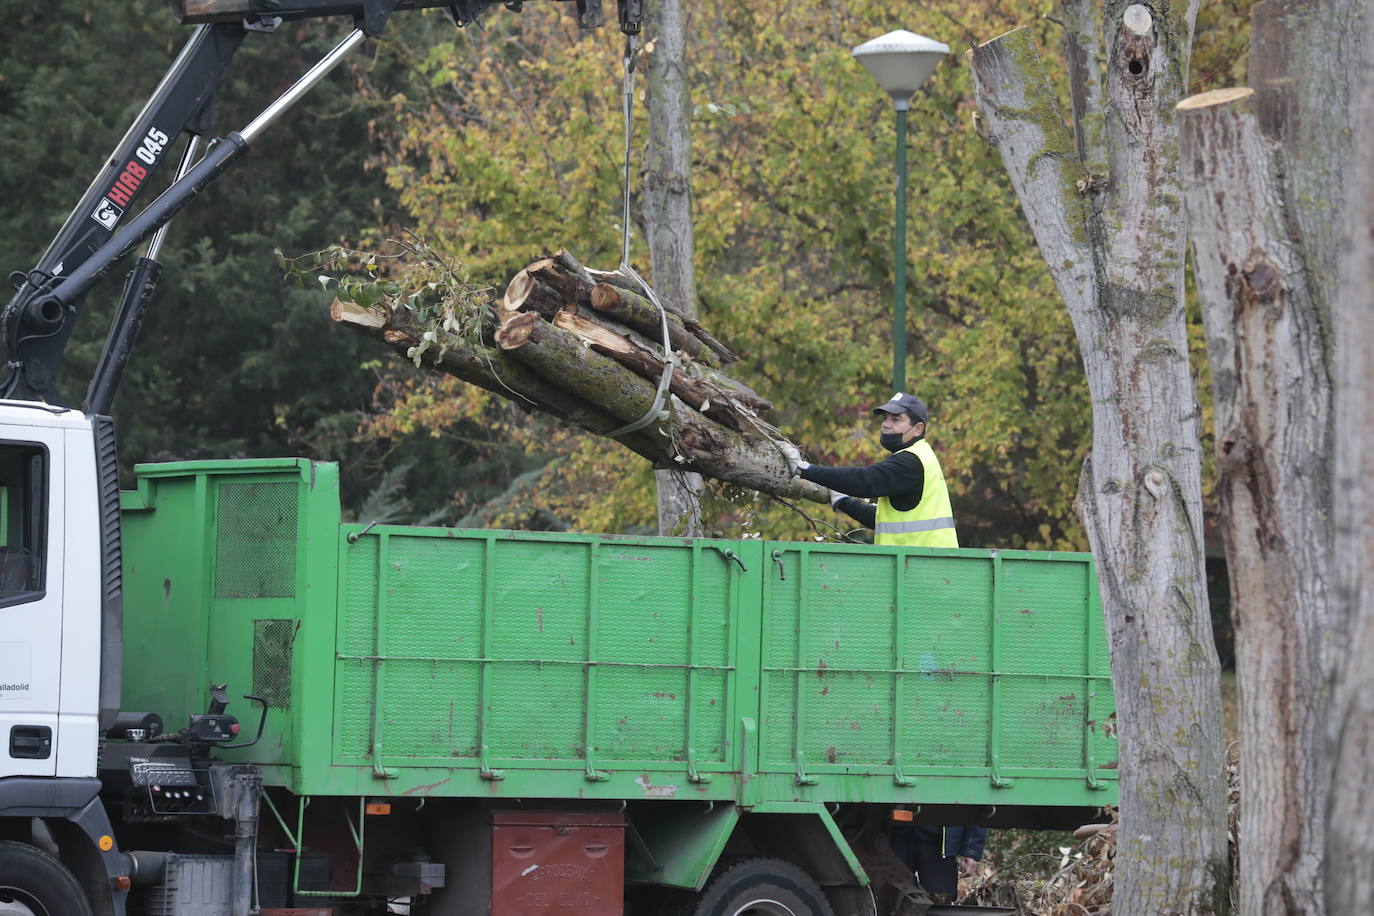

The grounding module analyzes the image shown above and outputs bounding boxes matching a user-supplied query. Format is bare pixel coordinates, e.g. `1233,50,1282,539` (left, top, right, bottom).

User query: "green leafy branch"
278,233,495,366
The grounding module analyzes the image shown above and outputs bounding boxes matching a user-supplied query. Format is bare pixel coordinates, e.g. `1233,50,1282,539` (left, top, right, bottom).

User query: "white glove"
778,441,809,477
828,489,846,507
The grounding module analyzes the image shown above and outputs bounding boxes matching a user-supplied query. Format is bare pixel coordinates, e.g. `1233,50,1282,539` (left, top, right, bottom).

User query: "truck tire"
0,841,93,916
690,858,837,916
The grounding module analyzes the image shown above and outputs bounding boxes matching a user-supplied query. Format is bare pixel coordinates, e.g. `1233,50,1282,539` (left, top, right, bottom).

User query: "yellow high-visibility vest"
874,439,957,548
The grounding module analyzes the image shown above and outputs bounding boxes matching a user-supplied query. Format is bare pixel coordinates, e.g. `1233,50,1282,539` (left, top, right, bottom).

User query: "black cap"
872,392,928,423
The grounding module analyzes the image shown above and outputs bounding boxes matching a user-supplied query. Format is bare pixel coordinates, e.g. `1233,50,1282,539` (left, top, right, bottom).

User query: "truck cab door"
0,425,63,777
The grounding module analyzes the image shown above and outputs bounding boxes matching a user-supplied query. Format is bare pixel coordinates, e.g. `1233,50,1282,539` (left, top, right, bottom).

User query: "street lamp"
853,29,949,394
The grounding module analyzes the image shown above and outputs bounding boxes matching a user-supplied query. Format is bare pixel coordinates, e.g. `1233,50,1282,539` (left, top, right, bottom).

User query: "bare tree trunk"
972,3,1228,911
1177,4,1364,913
643,0,703,536
1327,4,1374,910
1179,88,1331,916
1249,0,1365,307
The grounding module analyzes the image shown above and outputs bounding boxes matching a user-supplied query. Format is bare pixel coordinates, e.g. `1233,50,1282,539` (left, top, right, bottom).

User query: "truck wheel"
691,858,836,916
0,841,92,916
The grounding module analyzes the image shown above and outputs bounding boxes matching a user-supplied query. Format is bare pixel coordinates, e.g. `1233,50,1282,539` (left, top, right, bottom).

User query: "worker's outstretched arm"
799,451,923,502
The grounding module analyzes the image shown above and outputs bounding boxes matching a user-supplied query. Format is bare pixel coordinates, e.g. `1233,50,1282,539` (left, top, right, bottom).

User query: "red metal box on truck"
491,811,626,915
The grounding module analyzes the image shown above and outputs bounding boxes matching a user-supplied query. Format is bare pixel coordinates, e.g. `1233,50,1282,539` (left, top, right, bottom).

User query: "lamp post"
853,29,949,394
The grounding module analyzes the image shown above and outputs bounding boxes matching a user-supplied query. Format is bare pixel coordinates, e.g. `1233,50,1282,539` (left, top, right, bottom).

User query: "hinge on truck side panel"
480,743,505,781
794,752,819,787
371,738,398,779
686,747,711,785
584,747,609,782
892,757,915,788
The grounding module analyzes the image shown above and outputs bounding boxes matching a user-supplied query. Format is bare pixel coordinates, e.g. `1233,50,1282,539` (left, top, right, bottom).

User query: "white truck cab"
0,401,109,782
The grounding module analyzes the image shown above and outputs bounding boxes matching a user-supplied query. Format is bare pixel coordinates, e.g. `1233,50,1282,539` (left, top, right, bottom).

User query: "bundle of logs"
331,250,827,503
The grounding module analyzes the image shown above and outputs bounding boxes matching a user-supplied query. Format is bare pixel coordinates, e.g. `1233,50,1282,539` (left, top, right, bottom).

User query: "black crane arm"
2,21,247,407
2,0,642,411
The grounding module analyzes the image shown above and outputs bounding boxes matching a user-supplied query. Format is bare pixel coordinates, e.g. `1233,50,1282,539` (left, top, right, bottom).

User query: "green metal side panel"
120,459,1115,812
756,543,1116,807
324,528,752,798
121,474,213,732
120,459,340,773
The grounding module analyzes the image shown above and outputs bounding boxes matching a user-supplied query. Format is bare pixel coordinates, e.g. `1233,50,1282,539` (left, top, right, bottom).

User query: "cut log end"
1122,4,1153,35
495,311,540,349
590,282,621,311
331,297,387,329
503,269,534,311
975,25,1030,51
1177,87,1255,111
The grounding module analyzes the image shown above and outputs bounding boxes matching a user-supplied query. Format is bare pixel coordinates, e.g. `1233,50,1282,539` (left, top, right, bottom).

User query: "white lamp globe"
852,29,950,110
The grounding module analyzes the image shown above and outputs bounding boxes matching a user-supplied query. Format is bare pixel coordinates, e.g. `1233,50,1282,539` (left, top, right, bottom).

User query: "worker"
892,824,988,903
780,392,958,547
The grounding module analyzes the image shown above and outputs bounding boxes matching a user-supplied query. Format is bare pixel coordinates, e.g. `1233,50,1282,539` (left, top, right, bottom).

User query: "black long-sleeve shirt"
799,448,924,529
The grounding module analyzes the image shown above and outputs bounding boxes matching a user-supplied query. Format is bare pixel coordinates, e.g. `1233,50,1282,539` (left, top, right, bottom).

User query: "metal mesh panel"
252,619,295,708
214,482,297,599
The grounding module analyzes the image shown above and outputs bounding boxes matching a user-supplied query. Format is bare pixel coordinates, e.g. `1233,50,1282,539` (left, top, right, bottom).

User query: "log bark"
510,252,737,367
558,304,762,412
691,368,771,412
578,305,770,409
551,307,757,434
973,8,1228,913
528,256,591,305
550,248,597,286
1251,0,1365,313
585,266,645,296
679,319,738,366
590,282,718,367
1327,3,1374,910
331,299,663,461
494,312,827,503
1179,86,1332,916
584,266,735,362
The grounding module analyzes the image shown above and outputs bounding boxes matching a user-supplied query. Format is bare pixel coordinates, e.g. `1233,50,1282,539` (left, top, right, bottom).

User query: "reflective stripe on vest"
874,516,956,534
875,438,958,548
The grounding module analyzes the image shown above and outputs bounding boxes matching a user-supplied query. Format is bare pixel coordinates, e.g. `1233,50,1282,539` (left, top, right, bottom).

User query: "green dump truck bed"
119,459,1117,811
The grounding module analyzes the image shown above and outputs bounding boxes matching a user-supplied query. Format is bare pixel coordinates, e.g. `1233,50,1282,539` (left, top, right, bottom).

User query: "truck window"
0,444,45,603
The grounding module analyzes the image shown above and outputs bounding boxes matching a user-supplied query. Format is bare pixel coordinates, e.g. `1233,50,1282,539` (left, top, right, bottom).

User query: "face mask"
880,431,907,453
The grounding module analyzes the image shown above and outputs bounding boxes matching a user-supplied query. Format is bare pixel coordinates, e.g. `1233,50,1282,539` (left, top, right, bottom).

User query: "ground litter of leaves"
959,745,1239,914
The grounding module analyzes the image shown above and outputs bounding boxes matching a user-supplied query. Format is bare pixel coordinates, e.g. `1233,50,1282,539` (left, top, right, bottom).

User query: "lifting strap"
606,31,677,440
